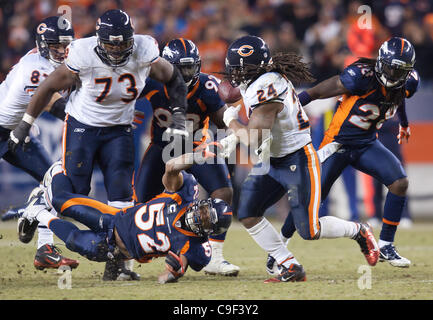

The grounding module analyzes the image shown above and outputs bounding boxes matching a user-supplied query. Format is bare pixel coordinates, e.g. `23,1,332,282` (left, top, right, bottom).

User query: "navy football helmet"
225,35,271,87
95,9,134,67
36,16,74,66
375,37,415,88
162,38,201,89
185,198,232,237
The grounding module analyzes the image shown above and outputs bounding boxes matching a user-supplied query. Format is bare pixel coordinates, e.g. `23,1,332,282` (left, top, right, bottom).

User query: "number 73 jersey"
241,71,312,158
113,172,211,271
64,35,160,127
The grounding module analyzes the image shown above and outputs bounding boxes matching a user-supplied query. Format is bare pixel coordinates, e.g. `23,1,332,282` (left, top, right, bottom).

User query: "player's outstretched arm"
157,251,188,284
298,75,350,106
8,65,77,152
149,58,188,136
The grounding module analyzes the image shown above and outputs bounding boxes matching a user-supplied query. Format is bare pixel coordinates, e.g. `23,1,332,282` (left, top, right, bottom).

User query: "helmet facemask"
177,57,201,88
97,36,134,67
375,58,413,88
185,199,218,237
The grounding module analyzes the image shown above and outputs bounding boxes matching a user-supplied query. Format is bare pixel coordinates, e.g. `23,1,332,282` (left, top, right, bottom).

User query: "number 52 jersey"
64,35,160,127
113,172,212,271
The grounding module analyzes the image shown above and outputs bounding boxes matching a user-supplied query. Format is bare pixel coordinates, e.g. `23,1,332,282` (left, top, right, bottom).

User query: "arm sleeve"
397,100,409,127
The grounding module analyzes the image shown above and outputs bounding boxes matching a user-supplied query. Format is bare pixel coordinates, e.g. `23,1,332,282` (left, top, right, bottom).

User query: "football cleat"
266,254,281,276
379,244,411,268
203,259,240,277
42,160,63,210
1,206,25,221
17,187,47,243
34,244,79,270
102,259,141,281
353,223,379,266
264,263,306,283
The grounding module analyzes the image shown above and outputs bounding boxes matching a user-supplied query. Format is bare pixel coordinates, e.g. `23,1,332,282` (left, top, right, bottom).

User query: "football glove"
158,251,187,284
217,133,239,159
165,108,189,138
397,125,411,144
8,117,33,153
223,104,241,128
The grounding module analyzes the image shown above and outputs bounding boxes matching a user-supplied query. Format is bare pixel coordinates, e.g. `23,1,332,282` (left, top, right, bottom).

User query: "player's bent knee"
240,216,262,229
210,187,233,205
388,177,408,196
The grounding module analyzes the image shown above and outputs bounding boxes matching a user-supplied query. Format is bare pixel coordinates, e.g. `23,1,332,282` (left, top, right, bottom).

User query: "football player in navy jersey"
134,38,239,276
17,151,233,283
278,37,418,268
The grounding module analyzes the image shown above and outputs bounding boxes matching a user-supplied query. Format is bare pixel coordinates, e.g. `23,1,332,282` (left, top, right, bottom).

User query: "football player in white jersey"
8,9,189,281
218,36,380,282
1,16,79,270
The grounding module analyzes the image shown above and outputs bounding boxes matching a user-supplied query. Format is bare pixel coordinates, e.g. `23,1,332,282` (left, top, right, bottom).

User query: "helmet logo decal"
162,46,178,59
237,45,254,57
37,23,47,34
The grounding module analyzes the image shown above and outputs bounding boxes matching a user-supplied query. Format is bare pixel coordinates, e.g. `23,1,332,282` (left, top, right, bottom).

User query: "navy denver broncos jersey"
113,172,211,271
321,63,419,147
139,73,224,146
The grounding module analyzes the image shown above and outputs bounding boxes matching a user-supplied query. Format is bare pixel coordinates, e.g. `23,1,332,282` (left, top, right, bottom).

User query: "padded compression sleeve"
165,66,188,113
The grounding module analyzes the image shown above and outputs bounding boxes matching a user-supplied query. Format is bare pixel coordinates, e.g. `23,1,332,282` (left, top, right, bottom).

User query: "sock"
280,231,290,247
246,218,299,268
37,226,54,249
208,240,224,262
37,208,58,249
37,211,78,244
378,239,392,248
318,216,360,239
380,192,406,243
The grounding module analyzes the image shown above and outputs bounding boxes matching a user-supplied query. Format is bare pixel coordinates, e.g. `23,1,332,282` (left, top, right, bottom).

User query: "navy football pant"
281,139,406,240
0,126,51,182
62,115,135,202
237,143,321,240
50,173,119,262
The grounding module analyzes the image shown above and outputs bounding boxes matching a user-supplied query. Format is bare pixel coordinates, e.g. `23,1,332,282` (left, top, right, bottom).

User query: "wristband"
298,91,312,106
22,113,36,125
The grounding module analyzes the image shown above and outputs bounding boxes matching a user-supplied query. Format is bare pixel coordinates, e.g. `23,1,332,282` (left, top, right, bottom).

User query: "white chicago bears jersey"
0,49,55,129
65,34,159,127
241,72,311,158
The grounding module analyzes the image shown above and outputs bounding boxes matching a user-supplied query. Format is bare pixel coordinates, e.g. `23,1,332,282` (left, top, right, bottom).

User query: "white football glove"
217,133,239,158
223,104,241,127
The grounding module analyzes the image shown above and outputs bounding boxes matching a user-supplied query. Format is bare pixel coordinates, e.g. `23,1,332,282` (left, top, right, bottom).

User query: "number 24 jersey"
113,172,211,271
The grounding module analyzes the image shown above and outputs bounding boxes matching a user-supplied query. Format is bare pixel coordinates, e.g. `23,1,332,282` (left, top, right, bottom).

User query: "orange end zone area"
401,122,433,163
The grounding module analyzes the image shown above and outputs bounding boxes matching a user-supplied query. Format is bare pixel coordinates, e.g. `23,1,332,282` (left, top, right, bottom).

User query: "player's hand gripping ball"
218,80,242,104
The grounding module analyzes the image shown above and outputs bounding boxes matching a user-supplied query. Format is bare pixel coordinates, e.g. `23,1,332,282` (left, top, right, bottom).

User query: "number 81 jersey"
241,71,312,158
65,35,160,127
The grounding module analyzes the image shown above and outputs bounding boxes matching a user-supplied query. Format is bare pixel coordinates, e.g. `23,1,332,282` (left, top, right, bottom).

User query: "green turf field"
1,219,432,300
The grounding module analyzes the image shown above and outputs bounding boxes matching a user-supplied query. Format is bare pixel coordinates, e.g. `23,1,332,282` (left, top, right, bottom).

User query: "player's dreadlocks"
222,52,315,86
351,57,406,109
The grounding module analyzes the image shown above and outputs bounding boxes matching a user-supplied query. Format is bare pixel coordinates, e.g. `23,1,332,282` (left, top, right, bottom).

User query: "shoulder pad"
340,64,374,96
244,72,289,108
134,35,160,65
405,70,420,98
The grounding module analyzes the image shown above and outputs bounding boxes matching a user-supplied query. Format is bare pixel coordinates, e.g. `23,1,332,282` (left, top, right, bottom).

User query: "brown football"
218,80,242,104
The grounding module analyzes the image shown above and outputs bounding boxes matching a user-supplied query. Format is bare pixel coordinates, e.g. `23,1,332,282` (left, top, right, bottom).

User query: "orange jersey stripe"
180,241,190,255
145,89,159,101
152,192,182,205
60,197,120,215
304,143,321,238
320,90,376,149
383,218,400,226
61,114,69,175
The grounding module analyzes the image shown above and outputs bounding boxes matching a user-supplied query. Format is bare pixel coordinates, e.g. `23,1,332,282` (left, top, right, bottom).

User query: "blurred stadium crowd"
1,0,433,85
